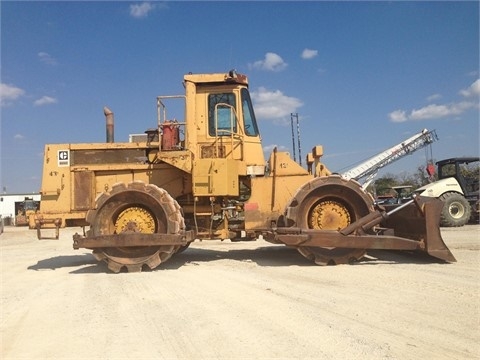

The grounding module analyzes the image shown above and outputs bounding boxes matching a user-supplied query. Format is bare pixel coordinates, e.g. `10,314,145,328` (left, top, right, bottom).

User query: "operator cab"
184,70,266,177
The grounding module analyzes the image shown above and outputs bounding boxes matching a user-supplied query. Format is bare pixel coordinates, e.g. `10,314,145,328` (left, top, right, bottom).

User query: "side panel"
39,144,73,214
72,171,95,210
245,174,313,229
193,158,239,196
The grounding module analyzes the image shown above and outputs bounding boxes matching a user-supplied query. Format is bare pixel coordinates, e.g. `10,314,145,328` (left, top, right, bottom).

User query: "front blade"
381,196,456,262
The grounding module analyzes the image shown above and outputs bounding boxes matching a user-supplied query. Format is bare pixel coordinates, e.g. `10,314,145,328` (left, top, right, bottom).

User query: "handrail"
156,95,187,151
213,103,244,160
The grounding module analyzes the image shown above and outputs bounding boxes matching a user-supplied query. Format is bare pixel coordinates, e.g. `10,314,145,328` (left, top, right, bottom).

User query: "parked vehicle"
416,157,479,227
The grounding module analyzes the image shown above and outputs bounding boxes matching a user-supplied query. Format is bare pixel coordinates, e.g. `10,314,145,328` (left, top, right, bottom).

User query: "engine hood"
415,177,463,198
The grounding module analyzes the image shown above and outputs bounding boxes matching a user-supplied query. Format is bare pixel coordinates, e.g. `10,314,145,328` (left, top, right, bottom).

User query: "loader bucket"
381,196,456,262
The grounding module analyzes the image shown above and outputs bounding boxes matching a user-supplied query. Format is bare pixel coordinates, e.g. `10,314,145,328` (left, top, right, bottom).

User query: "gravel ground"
1,224,479,360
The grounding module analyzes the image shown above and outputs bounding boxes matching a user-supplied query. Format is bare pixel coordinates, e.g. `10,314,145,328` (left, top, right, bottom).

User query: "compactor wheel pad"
87,181,185,272
297,247,367,266
286,176,373,265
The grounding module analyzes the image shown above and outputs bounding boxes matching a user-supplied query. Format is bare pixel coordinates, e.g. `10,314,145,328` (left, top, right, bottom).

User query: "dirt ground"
1,224,479,360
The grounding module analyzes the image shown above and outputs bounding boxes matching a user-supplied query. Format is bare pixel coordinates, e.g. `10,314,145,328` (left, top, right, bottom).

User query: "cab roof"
183,70,248,86
436,157,479,166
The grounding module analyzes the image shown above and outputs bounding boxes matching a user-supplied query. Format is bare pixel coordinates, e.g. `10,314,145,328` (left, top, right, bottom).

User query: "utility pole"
291,113,302,166
290,113,297,162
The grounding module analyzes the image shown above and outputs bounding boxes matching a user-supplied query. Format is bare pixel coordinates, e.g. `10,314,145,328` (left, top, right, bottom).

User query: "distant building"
0,193,41,226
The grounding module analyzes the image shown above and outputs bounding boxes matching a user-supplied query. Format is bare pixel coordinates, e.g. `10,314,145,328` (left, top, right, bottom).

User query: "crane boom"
342,129,437,188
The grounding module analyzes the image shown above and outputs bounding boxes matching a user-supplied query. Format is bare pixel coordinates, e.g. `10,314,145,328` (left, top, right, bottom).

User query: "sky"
1,1,479,194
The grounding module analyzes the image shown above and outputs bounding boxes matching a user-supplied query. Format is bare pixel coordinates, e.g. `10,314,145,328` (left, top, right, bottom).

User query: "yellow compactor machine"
32,71,455,272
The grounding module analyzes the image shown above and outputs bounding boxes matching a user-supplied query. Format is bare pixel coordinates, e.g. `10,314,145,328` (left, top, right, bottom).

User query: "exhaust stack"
104,106,114,143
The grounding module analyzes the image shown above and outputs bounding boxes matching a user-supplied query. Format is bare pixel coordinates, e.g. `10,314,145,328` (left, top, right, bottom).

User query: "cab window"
440,164,455,178
241,88,259,136
208,93,236,136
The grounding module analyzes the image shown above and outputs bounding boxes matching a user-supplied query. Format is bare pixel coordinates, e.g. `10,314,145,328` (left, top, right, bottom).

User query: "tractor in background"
416,157,479,227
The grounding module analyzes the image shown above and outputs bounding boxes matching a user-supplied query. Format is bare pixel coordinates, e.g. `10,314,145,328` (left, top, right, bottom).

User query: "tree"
368,175,397,197
369,164,434,198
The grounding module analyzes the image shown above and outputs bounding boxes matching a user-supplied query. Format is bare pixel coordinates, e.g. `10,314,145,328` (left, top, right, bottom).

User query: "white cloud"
301,48,318,59
34,96,58,106
0,83,25,107
388,109,407,122
427,93,441,102
250,52,287,72
459,79,480,97
251,87,303,120
130,2,155,18
14,134,25,141
38,52,57,65
410,103,466,120
389,101,477,123
389,80,479,122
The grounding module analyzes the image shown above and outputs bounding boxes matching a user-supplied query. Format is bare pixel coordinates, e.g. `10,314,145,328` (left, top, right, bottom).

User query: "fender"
416,178,463,198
